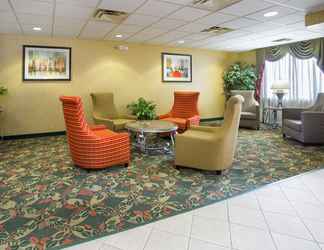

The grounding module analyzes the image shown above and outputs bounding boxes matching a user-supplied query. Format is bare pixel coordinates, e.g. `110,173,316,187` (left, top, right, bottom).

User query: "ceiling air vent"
272,38,293,43
93,9,128,23
201,26,234,35
192,0,242,11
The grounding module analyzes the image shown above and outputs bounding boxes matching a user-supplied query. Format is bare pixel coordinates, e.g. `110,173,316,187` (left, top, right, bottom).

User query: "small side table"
264,106,283,128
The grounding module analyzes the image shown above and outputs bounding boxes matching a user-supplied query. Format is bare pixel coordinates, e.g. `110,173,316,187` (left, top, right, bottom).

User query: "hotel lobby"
0,0,324,250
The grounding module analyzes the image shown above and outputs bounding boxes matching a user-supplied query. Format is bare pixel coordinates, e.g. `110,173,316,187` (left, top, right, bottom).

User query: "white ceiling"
1,0,324,51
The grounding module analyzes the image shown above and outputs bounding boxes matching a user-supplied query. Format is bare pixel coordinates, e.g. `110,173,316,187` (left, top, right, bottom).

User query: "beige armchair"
231,90,260,130
175,95,243,173
90,93,136,131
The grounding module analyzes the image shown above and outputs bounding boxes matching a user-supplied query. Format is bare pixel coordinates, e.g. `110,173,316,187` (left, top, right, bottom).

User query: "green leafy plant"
223,62,257,97
127,97,156,120
0,85,8,96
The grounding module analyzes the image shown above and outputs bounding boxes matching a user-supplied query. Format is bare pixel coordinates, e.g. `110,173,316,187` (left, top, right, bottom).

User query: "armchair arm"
282,108,305,121
301,112,324,142
159,113,171,119
120,114,137,120
89,124,106,131
93,116,115,131
187,115,200,127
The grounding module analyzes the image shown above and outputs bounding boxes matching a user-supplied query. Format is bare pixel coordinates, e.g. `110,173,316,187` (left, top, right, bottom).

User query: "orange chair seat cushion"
93,129,117,138
161,117,187,130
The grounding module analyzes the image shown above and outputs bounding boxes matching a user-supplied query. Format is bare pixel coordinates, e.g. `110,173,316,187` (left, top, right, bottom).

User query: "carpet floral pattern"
0,129,323,250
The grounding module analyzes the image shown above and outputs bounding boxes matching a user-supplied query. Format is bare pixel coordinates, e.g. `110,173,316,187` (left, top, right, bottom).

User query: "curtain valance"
257,38,324,73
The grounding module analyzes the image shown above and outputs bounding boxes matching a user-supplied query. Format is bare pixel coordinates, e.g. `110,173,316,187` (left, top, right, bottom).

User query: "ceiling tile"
124,27,167,42
160,0,193,5
222,17,260,29
242,22,282,32
151,18,187,30
283,0,324,11
271,12,304,25
80,21,116,39
99,0,147,13
0,22,21,34
183,32,213,41
112,24,145,33
167,7,210,22
11,0,53,15
18,13,52,26
0,0,12,11
56,0,101,8
195,12,237,26
22,23,52,36
54,25,83,38
220,0,274,16
135,0,181,17
105,32,133,40
176,22,208,33
0,11,17,23
55,3,94,20
123,14,160,26
247,5,297,22
148,30,188,43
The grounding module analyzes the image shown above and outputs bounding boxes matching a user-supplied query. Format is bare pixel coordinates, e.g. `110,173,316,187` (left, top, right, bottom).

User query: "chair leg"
215,170,222,175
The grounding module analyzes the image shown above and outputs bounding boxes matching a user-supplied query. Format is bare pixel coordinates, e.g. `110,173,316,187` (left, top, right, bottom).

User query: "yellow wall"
0,34,255,136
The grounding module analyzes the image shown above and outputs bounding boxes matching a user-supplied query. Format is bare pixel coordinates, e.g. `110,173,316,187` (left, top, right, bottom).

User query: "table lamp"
271,80,290,107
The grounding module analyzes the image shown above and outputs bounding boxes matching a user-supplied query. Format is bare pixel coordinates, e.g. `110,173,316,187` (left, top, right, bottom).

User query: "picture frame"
162,53,192,83
23,45,72,81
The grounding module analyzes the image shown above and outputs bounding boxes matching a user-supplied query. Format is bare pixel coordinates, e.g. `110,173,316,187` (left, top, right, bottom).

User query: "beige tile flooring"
64,169,324,250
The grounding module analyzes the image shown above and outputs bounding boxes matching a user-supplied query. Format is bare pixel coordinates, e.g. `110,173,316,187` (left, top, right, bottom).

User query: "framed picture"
23,45,71,81
162,53,192,83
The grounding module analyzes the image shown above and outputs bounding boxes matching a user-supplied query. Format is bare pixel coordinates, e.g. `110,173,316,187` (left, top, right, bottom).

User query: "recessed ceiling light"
33,27,42,31
178,40,185,44
115,34,123,38
264,11,279,17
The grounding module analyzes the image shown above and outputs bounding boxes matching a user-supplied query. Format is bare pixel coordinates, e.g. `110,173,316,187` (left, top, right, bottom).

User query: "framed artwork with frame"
23,45,72,81
162,53,192,83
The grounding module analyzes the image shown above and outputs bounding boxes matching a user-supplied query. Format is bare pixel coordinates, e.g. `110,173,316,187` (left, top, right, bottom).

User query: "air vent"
201,26,234,35
93,9,128,23
192,0,242,11
272,38,293,43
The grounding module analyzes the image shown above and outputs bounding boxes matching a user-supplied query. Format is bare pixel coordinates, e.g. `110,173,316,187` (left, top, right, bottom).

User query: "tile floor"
64,169,324,250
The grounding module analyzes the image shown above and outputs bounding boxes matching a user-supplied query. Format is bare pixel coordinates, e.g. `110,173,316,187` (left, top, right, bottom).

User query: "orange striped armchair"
159,91,200,132
60,96,130,169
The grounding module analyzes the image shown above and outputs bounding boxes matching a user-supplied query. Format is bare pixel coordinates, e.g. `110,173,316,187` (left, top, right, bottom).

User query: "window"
263,53,324,107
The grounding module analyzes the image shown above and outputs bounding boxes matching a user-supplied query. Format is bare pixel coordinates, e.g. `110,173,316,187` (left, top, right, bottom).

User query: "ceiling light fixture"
178,40,185,44
115,34,123,38
264,11,279,17
33,27,42,31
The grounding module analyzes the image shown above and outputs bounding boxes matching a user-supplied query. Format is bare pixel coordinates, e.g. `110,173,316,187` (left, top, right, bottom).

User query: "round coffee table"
126,120,178,154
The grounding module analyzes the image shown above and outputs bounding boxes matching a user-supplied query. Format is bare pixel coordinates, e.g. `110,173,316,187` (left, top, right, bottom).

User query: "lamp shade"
271,80,290,91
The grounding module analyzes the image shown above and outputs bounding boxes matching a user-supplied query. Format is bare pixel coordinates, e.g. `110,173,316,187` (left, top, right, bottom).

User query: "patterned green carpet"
0,128,323,250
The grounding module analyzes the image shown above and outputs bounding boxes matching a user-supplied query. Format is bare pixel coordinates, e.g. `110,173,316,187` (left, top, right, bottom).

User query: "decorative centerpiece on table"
127,97,157,120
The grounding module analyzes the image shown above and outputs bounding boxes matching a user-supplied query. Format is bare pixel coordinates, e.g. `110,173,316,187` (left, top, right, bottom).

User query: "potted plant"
127,97,157,120
223,62,257,98
0,85,7,115
0,85,7,96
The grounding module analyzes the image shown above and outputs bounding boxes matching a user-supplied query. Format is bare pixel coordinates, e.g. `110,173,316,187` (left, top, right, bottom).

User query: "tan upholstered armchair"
283,93,324,144
175,95,243,174
231,90,260,130
90,93,136,131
